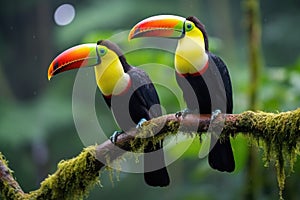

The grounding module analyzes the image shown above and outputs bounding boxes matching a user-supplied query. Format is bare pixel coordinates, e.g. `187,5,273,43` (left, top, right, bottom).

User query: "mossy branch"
1,109,300,200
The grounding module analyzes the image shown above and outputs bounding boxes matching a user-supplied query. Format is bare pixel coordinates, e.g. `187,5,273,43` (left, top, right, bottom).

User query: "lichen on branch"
30,146,103,200
0,152,26,200
237,109,300,199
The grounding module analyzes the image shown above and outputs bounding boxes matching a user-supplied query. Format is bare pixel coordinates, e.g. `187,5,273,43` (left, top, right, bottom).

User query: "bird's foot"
136,118,147,128
210,109,222,122
110,130,123,144
175,108,199,119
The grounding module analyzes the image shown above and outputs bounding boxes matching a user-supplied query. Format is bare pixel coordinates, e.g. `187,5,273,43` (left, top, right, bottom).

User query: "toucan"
129,15,235,172
48,40,170,186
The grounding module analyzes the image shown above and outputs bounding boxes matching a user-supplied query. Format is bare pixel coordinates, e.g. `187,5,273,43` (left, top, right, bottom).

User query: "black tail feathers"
144,141,170,186
208,138,235,172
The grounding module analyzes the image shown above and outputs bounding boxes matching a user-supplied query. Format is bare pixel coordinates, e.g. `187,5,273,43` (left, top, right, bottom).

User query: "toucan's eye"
98,47,107,56
185,21,194,32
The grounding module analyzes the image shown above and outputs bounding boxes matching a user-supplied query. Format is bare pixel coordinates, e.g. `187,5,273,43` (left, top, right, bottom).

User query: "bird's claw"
175,108,198,119
175,111,183,118
211,109,222,122
110,130,123,144
136,118,147,128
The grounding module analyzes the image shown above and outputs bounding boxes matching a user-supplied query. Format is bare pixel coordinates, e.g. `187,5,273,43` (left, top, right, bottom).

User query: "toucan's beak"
48,44,100,80
129,15,186,40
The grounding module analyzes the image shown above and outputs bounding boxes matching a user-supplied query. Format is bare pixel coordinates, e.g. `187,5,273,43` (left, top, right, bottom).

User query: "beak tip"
128,29,136,41
47,67,53,81
47,74,52,81
128,36,134,41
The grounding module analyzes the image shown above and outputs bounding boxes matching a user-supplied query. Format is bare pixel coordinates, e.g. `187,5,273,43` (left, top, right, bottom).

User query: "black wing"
128,66,169,186
127,66,162,120
209,53,233,114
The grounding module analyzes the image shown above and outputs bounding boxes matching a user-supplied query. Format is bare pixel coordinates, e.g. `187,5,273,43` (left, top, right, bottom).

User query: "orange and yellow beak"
48,44,100,80
129,15,186,40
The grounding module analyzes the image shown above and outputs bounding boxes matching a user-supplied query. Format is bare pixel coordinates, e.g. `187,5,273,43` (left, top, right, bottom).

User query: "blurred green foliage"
0,0,300,200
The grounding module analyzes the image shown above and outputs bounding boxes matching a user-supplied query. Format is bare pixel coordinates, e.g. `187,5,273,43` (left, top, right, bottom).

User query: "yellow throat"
94,50,130,96
175,28,208,74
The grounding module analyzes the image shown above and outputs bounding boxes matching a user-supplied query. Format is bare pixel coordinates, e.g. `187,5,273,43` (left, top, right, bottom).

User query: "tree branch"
1,109,300,199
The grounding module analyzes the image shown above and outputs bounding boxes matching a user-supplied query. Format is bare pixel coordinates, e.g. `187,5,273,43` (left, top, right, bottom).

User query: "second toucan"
129,15,235,172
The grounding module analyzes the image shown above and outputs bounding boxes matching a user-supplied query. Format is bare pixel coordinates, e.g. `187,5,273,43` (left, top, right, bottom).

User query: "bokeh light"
54,4,75,26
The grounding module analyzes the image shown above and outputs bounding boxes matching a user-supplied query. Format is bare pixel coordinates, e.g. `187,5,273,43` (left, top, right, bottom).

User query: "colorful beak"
48,43,100,80
129,15,186,40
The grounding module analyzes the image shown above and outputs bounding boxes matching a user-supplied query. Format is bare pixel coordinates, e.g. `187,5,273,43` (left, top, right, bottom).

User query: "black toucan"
48,40,170,186
129,15,235,172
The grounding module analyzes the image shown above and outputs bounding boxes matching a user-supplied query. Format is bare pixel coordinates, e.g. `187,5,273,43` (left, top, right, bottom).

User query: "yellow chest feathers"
175,28,208,74
94,52,130,96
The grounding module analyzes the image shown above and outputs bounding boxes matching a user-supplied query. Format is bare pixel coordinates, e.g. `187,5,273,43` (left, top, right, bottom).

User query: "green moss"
28,146,101,200
238,109,300,199
105,166,115,187
131,119,181,153
103,154,123,186
0,152,26,200
0,152,8,168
